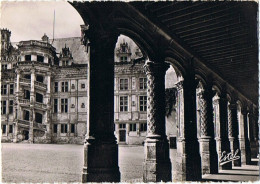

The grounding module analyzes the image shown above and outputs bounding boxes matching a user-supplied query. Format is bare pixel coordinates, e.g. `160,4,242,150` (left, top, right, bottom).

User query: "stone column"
197,86,218,174
143,61,171,182
173,77,201,181
213,94,232,170
228,103,241,166
81,31,120,182
29,69,35,143
240,108,251,164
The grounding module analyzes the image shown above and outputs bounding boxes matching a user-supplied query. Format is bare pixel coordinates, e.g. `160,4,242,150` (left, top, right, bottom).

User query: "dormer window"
122,46,126,52
120,56,127,62
62,60,69,66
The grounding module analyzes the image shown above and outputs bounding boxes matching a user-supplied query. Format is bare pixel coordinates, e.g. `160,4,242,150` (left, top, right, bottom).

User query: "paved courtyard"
1,143,144,183
1,143,259,183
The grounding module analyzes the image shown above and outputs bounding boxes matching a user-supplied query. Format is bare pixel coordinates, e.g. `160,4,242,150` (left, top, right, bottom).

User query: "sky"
1,1,84,42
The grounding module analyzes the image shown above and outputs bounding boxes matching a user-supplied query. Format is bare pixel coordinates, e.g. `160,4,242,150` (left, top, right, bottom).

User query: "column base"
13,123,18,143
82,136,120,182
199,137,218,174
250,140,259,158
143,137,171,182
82,167,120,182
173,139,201,181
217,138,232,170
229,138,241,166
239,138,251,165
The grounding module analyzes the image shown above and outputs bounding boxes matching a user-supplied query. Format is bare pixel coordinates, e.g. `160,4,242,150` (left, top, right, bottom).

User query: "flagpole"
52,10,55,44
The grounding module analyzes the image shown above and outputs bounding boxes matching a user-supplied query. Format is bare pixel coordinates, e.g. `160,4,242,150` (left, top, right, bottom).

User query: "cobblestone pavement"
2,143,259,183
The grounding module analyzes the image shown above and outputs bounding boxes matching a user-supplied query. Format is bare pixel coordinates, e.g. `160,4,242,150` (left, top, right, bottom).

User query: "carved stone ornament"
144,61,169,136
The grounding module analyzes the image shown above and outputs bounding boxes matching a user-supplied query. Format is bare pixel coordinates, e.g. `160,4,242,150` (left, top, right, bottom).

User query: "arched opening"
114,34,146,181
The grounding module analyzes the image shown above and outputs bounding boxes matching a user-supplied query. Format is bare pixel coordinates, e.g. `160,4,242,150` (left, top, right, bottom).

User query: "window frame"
2,64,7,70
10,84,14,94
130,124,137,132
119,79,128,90
54,82,58,93
61,124,68,133
119,123,126,129
2,125,7,134
139,96,147,112
61,82,68,92
140,123,147,132
53,124,58,133
37,55,44,62
9,125,13,133
9,100,13,114
1,101,6,114
119,96,128,112
1,84,7,95
54,99,58,113
25,55,31,61
71,124,75,133
139,78,147,90
61,98,68,113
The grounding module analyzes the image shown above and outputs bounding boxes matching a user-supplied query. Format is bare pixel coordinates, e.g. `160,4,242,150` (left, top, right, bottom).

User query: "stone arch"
164,49,187,78
212,84,222,97
115,27,155,61
195,69,209,89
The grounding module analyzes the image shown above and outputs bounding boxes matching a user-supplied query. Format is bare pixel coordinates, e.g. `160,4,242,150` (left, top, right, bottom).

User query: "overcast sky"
1,1,84,42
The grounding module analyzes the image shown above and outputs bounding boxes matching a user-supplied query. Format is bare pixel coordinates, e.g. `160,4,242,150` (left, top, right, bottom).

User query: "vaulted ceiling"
131,2,258,104
72,1,258,105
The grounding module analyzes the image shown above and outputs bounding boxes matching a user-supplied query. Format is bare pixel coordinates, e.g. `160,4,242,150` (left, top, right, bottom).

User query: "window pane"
9,125,13,133
25,55,31,61
71,124,75,133
10,84,14,94
120,79,128,90
9,100,13,114
54,124,58,133
54,82,58,92
2,125,6,133
37,55,44,62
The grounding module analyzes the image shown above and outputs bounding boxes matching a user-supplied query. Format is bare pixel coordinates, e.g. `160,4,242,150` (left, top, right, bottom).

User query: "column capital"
46,71,52,76
144,61,169,76
241,107,249,115
81,24,118,50
228,103,237,110
213,93,221,105
197,87,213,100
176,80,184,91
15,68,21,74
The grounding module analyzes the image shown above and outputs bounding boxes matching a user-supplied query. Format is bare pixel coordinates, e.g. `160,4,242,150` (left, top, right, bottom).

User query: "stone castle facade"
1,29,177,144
1,29,87,144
